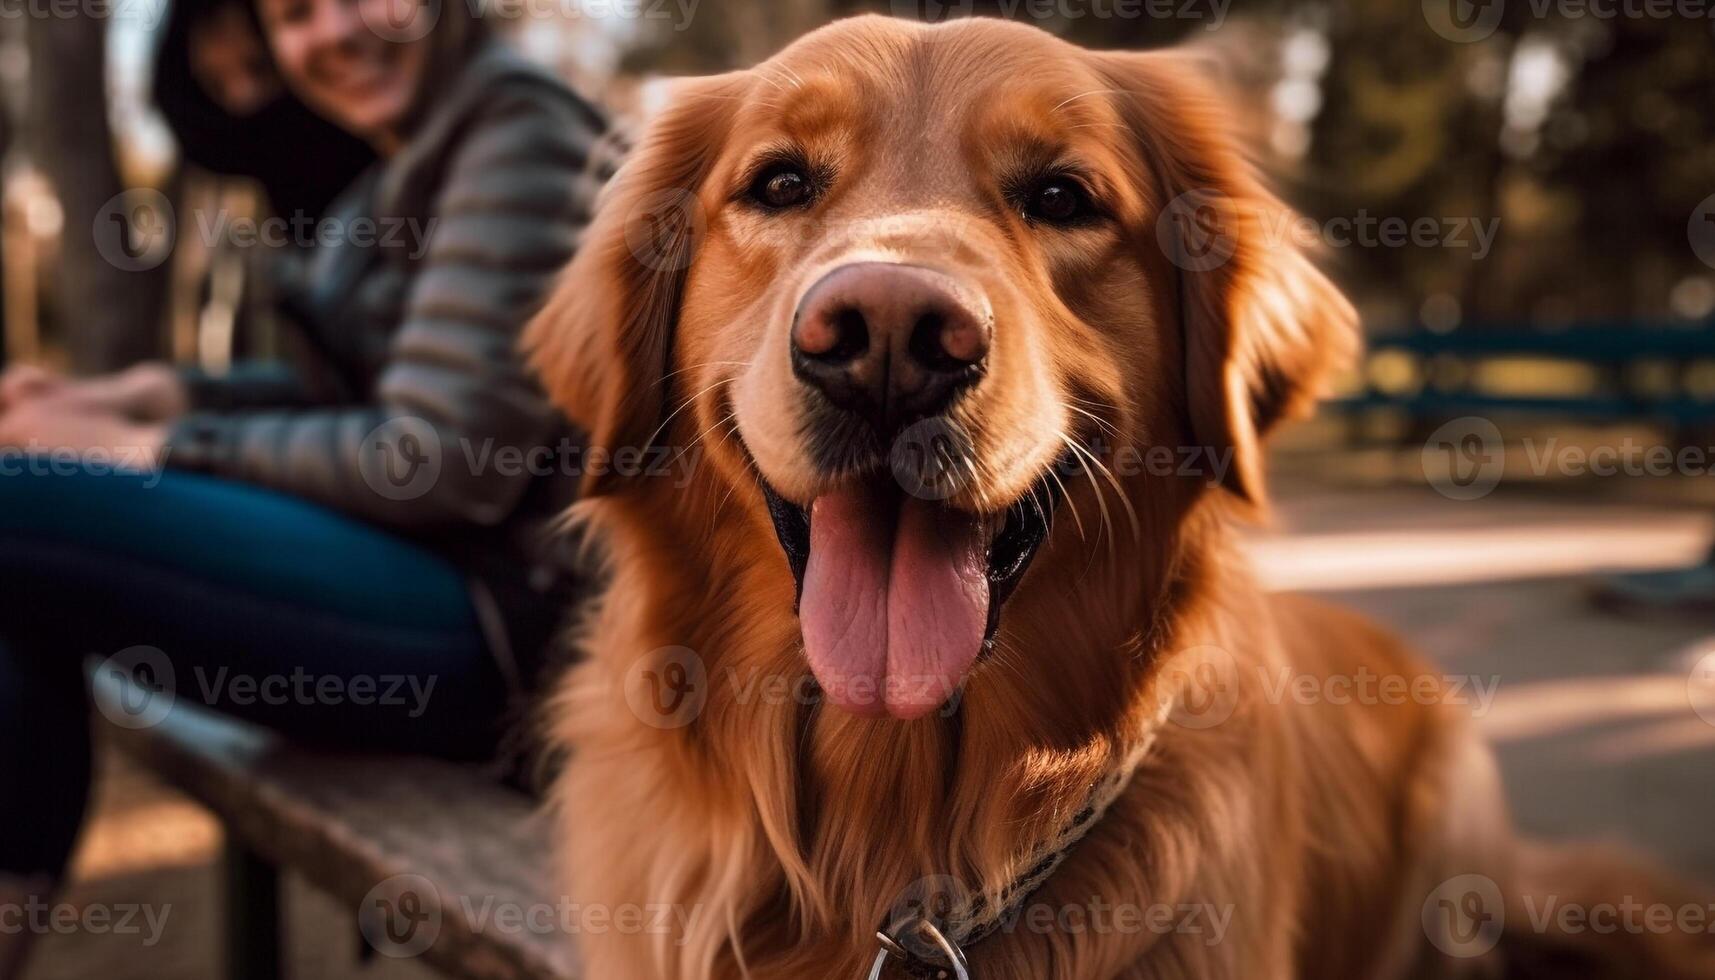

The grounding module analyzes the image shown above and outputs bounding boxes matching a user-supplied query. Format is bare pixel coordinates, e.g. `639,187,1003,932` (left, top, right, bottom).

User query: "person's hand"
0,362,189,422
0,364,65,413
0,399,169,472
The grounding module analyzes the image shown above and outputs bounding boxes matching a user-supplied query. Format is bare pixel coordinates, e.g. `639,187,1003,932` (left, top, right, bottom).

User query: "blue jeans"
0,463,508,877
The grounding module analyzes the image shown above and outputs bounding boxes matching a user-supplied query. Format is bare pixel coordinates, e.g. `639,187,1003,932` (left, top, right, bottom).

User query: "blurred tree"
26,11,164,371
613,0,1715,330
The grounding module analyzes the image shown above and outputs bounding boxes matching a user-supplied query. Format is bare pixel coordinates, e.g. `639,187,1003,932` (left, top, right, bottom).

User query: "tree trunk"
26,11,164,372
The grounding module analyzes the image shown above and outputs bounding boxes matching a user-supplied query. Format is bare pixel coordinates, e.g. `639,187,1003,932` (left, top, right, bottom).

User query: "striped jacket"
166,40,614,689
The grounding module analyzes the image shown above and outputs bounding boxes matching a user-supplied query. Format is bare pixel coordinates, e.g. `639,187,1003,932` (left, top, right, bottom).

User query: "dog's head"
529,15,1355,722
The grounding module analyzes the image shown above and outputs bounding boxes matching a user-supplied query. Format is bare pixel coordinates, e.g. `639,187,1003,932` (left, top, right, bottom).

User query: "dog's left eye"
748,164,816,211
1023,177,1096,225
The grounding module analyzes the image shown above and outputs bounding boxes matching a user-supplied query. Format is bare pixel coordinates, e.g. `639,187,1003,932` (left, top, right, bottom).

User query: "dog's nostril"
794,306,869,364
826,308,869,362
908,311,958,372
908,308,988,373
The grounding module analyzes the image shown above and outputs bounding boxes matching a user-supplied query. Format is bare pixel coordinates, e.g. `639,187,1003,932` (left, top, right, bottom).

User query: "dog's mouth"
759,462,1059,720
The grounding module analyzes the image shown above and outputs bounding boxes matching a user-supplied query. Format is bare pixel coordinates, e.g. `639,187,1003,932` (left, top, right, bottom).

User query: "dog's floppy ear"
1099,51,1358,506
526,73,750,497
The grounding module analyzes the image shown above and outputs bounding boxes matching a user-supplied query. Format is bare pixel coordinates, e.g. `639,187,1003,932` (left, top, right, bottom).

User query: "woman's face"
254,0,433,146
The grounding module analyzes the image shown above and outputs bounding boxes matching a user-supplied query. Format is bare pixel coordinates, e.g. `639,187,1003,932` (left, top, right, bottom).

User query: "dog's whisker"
645,376,736,457
1039,458,1087,543
1066,433,1141,544
1063,402,1119,437
1063,432,1117,562
660,359,750,385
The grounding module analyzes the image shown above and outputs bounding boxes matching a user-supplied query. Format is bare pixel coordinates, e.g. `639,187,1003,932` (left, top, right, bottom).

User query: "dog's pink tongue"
801,487,989,720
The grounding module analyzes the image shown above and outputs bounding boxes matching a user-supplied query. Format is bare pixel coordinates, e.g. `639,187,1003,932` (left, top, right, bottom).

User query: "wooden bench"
1342,323,1715,429
90,668,580,980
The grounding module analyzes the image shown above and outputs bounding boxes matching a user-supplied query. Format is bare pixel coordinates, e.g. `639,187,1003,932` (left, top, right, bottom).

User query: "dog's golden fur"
527,16,1712,979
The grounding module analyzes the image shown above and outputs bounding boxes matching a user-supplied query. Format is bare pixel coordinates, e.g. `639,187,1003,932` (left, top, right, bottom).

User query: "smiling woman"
0,0,612,967
253,0,452,152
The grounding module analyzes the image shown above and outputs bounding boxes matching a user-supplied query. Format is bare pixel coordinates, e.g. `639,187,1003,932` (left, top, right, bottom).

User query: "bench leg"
224,837,283,980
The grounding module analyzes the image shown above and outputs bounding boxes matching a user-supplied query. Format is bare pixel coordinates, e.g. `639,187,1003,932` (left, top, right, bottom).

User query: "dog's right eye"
748,165,816,211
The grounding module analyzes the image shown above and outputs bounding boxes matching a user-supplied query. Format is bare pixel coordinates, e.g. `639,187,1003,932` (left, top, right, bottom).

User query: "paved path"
1256,481,1715,877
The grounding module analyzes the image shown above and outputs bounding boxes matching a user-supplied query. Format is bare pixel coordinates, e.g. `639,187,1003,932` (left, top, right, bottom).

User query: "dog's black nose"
791,262,992,437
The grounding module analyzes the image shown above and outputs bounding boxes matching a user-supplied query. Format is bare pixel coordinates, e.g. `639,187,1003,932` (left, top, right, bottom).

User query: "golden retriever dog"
527,15,1713,979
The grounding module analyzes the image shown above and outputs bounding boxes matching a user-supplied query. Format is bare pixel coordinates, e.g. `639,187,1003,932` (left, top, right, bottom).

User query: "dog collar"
865,732,1156,979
